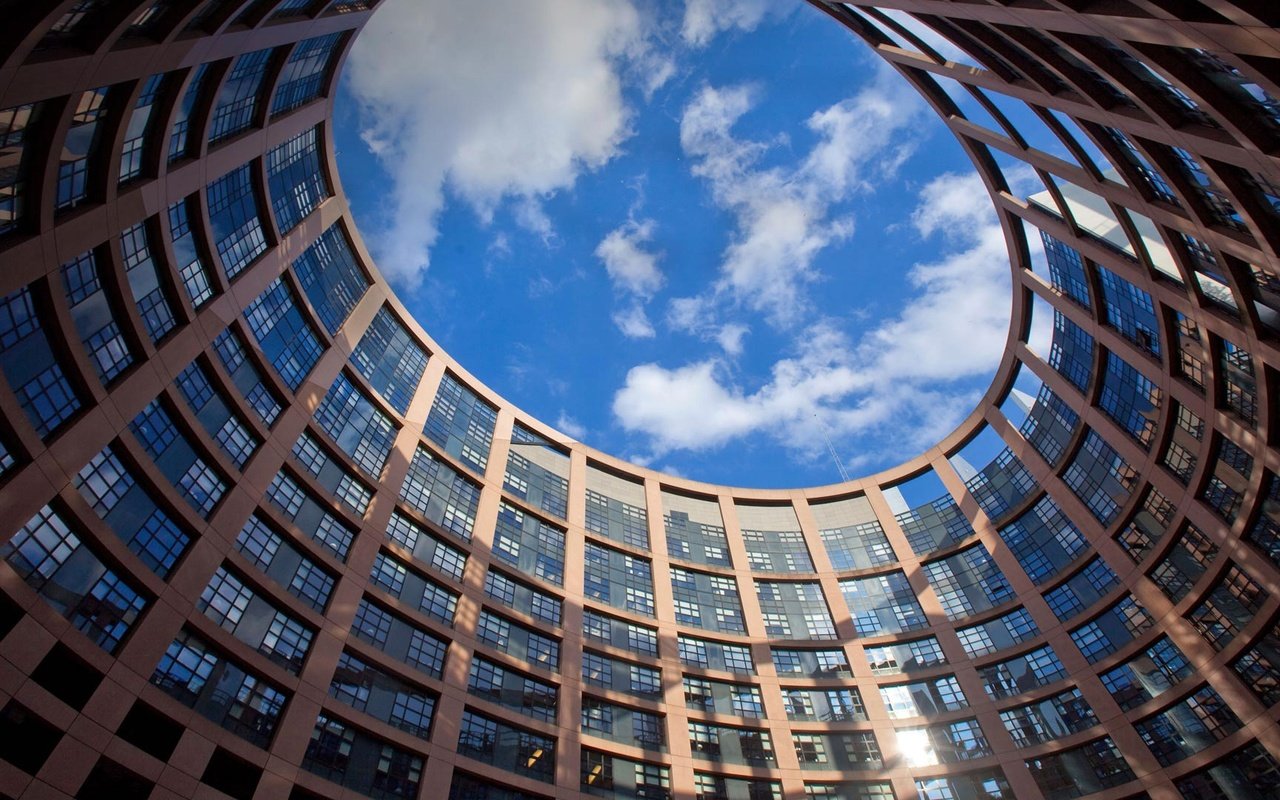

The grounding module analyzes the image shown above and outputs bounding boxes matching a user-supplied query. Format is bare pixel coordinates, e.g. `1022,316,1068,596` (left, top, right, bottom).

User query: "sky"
332,0,1024,489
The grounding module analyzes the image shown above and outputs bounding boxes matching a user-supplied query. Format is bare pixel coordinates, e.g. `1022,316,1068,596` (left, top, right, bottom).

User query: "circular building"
0,2,1277,799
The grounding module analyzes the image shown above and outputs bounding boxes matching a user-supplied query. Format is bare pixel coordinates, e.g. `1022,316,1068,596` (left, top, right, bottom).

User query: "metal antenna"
814,414,850,483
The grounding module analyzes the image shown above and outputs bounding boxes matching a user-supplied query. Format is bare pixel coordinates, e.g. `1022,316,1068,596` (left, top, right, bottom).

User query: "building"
0,1,1277,798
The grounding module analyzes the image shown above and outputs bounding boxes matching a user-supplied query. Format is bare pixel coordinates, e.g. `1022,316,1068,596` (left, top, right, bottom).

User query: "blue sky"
333,0,1020,488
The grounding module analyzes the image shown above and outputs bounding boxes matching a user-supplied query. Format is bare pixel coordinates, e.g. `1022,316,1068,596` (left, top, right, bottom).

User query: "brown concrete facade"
0,1,1278,799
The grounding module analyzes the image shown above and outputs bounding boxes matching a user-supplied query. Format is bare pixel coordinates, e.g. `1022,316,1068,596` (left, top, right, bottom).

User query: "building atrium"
0,1,1278,799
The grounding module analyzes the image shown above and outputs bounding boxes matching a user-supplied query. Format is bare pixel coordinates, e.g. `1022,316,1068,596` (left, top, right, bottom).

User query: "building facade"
0,1,1277,799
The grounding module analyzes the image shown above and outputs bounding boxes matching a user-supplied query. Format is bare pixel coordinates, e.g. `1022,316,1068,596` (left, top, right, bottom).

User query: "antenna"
814,414,851,483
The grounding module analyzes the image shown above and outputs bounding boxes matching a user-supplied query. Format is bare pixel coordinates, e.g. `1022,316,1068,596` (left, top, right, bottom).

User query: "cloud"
555,411,588,440
345,0,664,286
681,0,786,46
596,216,665,338
613,303,657,339
613,170,1017,468
596,218,664,296
673,69,926,327
665,295,752,357
715,323,749,356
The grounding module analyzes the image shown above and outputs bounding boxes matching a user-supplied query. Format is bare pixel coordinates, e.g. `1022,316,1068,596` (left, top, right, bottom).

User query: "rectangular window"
313,372,397,476
75,447,190,578
212,327,281,426
266,126,329,234
62,251,134,382
350,306,428,415
199,565,313,673
209,48,274,143
243,277,323,390
206,164,268,279
0,102,41,235
57,87,110,212
168,197,215,307
839,571,928,636
292,224,368,334
424,372,496,474
119,73,165,184
151,629,287,748
169,64,210,161
2,505,148,653
493,501,565,586
1098,352,1161,448
400,446,481,539
265,471,355,559
271,32,344,116
130,400,226,516
921,545,1014,620
0,286,82,436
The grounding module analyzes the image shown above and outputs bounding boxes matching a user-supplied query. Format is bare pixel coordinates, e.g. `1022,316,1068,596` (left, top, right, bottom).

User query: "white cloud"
487,232,511,259
681,0,783,46
345,0,664,286
596,217,665,338
715,323,749,356
675,68,925,327
514,197,555,242
613,359,762,451
665,295,751,357
613,303,657,339
596,219,664,296
555,411,588,440
667,294,714,332
613,170,1017,468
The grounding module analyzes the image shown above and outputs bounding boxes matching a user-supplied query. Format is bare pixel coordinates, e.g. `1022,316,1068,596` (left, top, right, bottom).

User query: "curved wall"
0,2,1277,799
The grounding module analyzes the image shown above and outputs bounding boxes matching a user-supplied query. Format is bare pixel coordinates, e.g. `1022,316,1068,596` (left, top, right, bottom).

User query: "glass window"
1062,430,1137,526
313,371,397,476
272,32,344,116
493,501,565,586
819,521,896,570
267,126,329,234
168,196,215,307
1025,736,1134,797
1043,233,1090,306
0,102,42,235
0,286,81,436
1020,384,1080,467
292,224,368,334
168,64,210,161
2,505,147,653
1098,352,1161,448
922,545,1014,620
664,506,731,567
839,571,928,636
75,446,190,578
119,73,165,183
1049,312,1094,391
585,482,649,551
129,399,226,517
151,629,287,748
209,48,274,143
62,251,133,382
424,372,496,474
350,305,428,415
741,528,813,573
243,277,323,390
56,87,110,212
505,425,570,520
755,580,836,639
400,446,481,540
206,164,268,279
